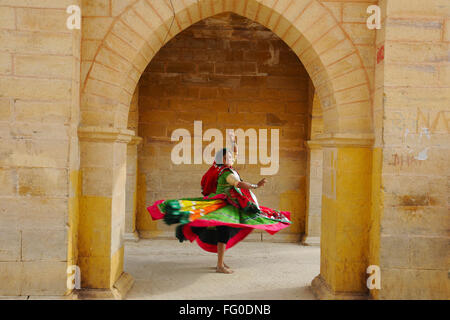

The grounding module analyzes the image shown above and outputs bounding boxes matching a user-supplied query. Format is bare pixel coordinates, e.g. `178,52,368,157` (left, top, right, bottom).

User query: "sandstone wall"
0,0,81,296
372,0,450,299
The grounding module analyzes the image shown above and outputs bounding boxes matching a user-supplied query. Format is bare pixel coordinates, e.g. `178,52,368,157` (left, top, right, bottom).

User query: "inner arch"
132,11,312,240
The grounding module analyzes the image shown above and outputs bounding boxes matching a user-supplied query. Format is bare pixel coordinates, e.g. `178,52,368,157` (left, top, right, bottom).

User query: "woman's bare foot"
212,262,230,269
216,266,234,274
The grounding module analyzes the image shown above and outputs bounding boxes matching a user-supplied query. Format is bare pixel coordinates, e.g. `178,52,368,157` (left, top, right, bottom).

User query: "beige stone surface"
0,230,21,261
370,0,450,300
21,261,68,296
125,239,319,300
21,230,67,261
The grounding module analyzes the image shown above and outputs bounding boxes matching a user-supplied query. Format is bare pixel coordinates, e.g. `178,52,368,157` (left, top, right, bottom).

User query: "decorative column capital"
305,140,323,150
78,126,135,143
313,133,374,148
129,136,143,146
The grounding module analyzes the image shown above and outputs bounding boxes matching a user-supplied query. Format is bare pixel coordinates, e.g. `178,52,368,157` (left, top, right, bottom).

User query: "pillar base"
301,235,320,246
124,231,140,242
73,272,135,300
311,275,368,300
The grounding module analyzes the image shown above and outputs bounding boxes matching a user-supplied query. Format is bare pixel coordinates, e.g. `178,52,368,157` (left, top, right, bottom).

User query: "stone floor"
0,238,320,300
125,239,320,300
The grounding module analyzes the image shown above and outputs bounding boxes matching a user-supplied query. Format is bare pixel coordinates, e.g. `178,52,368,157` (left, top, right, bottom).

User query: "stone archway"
81,0,372,132
78,0,374,299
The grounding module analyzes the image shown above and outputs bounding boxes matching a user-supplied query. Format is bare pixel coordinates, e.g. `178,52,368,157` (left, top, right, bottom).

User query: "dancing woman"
147,133,291,274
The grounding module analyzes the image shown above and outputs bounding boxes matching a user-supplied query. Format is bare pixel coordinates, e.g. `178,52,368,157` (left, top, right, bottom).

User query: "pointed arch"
81,0,373,134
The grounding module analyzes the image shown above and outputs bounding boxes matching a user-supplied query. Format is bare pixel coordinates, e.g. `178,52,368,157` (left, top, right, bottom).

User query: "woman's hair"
215,148,229,165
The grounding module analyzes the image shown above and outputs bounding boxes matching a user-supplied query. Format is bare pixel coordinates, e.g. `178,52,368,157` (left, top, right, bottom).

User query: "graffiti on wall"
386,108,448,167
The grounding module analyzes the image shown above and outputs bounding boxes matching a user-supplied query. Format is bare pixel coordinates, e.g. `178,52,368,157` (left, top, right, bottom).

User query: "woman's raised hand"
228,130,236,143
228,131,238,154
257,178,267,188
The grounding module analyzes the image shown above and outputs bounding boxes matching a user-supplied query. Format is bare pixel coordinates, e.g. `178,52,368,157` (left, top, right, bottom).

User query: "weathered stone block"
16,8,68,32
320,39,355,66
386,0,450,17
0,262,23,295
342,3,370,23
0,6,14,29
0,77,72,100
0,139,69,168
15,55,73,78
0,52,12,75
0,0,77,8
0,168,16,196
410,237,449,269
382,205,448,237
385,18,443,42
0,30,73,55
294,1,325,33
15,100,70,123
343,23,375,45
303,14,336,44
380,235,411,268
82,0,110,16
439,64,450,86
22,261,67,296
111,0,134,16
379,268,448,299
386,42,449,64
22,229,67,261
333,69,368,91
444,19,450,41
322,2,343,22
17,197,67,231
0,229,21,261
335,85,370,105
17,168,68,197
0,98,11,121
385,64,440,87
82,17,114,40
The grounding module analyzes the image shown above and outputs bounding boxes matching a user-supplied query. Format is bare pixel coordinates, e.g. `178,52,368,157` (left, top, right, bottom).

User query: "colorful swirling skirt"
147,193,291,253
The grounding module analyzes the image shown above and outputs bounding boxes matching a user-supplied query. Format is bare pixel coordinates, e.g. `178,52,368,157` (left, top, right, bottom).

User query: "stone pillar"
124,136,142,242
302,140,323,246
77,127,135,298
311,134,373,299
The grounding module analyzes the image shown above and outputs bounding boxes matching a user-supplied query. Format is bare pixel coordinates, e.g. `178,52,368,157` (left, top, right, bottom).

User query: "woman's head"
215,148,233,166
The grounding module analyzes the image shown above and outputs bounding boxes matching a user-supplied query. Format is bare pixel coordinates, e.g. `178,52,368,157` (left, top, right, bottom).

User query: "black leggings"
189,225,237,245
217,226,231,244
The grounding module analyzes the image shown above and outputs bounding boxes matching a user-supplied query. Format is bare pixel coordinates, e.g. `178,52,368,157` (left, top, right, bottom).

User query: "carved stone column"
77,127,135,298
124,136,142,242
302,140,323,246
311,133,373,300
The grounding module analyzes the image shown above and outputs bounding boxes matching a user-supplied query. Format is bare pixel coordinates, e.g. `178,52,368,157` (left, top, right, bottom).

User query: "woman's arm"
225,174,267,190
